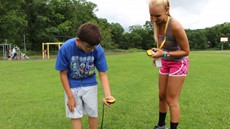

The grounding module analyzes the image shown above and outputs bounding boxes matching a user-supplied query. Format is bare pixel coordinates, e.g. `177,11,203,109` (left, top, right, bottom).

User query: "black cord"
100,104,105,129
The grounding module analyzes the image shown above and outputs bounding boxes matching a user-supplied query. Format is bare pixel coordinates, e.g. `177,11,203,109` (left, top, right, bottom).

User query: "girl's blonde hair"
149,0,170,44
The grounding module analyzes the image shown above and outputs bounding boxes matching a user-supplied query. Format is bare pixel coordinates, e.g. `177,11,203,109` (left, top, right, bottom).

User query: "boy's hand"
67,96,76,112
103,96,116,107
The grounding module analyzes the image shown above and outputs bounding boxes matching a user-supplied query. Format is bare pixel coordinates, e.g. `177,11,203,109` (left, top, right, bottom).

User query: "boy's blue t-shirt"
55,38,108,88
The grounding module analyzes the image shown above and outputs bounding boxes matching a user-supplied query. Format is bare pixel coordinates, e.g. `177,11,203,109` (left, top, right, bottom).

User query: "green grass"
0,51,229,129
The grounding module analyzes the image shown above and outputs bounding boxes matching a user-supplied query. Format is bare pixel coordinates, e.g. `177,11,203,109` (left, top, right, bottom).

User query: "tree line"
0,0,229,52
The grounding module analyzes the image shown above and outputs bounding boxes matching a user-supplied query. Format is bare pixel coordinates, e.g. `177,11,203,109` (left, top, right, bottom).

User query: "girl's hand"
150,48,164,58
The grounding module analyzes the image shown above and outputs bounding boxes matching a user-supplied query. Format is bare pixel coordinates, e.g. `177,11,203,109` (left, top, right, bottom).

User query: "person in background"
43,49,47,59
8,49,12,60
148,0,190,129
55,22,115,129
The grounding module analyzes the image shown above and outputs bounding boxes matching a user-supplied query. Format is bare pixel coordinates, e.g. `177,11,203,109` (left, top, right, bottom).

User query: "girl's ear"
165,7,169,15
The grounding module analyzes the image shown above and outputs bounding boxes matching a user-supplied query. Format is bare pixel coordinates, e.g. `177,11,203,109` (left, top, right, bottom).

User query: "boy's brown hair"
77,22,102,46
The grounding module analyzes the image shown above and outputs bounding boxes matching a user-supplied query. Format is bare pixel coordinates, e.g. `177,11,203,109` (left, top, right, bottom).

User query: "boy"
55,22,115,129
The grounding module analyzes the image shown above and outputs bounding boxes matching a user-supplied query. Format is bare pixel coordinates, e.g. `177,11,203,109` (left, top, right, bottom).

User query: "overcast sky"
87,0,230,30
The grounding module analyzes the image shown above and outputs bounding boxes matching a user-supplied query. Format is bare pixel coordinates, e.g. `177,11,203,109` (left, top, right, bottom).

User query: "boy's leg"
65,88,84,129
71,118,82,129
82,86,98,129
88,117,98,129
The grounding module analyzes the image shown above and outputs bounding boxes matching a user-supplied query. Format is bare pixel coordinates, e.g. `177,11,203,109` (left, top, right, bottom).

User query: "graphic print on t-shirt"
70,55,95,79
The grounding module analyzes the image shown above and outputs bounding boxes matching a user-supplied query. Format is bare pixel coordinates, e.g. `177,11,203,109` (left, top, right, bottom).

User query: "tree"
0,0,26,47
121,32,132,49
142,21,154,50
110,22,124,49
186,29,208,49
21,0,99,50
96,18,113,50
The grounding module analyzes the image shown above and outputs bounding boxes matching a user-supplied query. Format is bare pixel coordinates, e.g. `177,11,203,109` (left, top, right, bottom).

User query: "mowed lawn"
0,51,229,129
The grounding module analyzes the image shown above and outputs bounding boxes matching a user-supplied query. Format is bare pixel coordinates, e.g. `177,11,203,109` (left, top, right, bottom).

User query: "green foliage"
0,0,26,45
186,29,208,50
0,0,99,50
186,22,230,50
142,21,155,49
0,51,230,129
0,0,229,52
110,22,125,48
97,18,112,49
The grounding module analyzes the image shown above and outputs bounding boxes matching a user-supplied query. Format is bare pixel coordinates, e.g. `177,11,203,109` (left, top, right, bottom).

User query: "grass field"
0,51,229,129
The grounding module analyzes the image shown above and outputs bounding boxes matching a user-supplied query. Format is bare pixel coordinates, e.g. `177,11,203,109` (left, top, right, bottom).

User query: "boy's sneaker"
153,125,167,129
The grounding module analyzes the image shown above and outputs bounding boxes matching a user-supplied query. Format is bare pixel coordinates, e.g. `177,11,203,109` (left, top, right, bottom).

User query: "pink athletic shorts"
160,58,189,76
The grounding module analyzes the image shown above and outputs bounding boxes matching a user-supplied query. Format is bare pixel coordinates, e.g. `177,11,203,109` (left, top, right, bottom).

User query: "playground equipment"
42,42,63,59
0,43,29,61
0,40,12,60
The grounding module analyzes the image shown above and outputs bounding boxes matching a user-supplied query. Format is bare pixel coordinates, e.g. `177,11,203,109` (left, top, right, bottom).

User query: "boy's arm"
60,70,76,112
99,72,115,107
